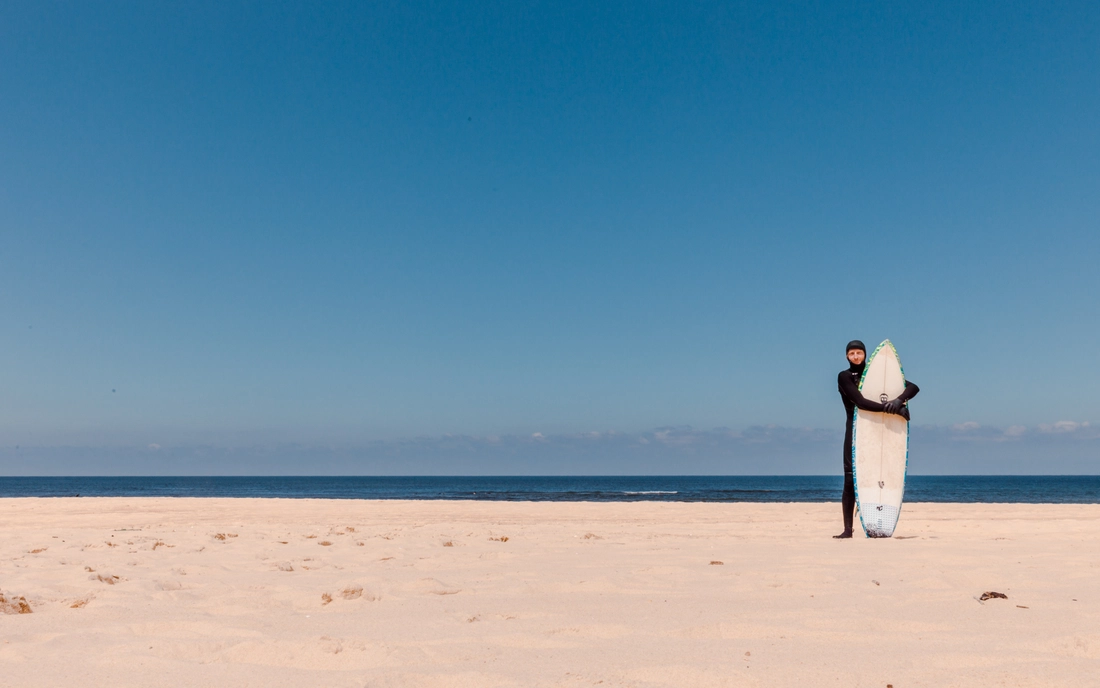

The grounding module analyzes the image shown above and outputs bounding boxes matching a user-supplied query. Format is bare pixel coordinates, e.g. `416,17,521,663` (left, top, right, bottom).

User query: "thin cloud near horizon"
3,421,1097,477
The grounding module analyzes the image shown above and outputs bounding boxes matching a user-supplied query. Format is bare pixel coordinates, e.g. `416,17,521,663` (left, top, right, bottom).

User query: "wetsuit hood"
846,340,866,375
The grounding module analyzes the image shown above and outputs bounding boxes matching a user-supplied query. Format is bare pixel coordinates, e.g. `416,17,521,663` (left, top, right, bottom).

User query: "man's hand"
884,399,910,421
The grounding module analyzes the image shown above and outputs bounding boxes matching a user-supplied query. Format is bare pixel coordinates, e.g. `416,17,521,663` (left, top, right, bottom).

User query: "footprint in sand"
319,636,343,654
277,561,295,572
299,557,323,571
92,574,122,585
341,584,363,600
0,593,33,614
155,580,183,591
339,583,377,601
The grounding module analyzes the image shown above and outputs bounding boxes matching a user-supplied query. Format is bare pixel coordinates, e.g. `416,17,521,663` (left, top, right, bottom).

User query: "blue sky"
2,1,1098,474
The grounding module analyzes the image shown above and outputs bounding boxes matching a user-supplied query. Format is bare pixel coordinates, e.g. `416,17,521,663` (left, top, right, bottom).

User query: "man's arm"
883,381,919,418
838,373,887,412
896,381,919,402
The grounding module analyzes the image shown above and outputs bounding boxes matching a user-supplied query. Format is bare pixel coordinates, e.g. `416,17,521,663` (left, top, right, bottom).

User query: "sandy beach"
1,498,1097,687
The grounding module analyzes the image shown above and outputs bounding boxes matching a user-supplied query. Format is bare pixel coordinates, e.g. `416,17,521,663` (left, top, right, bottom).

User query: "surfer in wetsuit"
835,340,919,539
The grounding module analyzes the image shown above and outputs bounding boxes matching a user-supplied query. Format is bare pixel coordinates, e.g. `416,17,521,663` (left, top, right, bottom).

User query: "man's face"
847,349,865,365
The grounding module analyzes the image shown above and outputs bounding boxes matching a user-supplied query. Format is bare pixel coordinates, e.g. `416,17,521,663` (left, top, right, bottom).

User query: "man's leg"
840,468,855,535
835,445,855,538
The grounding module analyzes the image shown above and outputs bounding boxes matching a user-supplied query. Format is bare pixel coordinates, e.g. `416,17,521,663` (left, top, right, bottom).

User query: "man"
835,340,919,538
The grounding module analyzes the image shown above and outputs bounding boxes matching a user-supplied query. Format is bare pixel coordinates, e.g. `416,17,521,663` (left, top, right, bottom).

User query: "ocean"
0,475,1097,502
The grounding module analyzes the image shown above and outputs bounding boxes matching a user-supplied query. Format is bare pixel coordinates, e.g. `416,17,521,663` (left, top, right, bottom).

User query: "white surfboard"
853,339,909,538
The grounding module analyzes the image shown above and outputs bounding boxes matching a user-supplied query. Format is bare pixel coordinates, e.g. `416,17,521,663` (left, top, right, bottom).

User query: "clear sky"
2,1,1098,474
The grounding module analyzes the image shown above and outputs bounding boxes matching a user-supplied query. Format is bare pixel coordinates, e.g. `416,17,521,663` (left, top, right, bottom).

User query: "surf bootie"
833,530,853,539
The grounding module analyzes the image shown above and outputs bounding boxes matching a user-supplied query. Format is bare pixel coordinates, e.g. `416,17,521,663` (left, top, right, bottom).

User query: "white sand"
1,498,1098,687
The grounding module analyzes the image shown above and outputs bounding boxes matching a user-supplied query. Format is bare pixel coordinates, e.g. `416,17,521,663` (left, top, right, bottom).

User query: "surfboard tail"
859,502,900,538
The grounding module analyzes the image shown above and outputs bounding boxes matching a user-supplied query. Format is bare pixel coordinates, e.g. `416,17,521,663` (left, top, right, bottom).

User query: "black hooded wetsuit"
837,363,920,535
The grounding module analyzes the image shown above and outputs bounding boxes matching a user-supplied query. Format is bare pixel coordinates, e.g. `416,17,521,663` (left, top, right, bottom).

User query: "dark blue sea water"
0,476,1097,503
